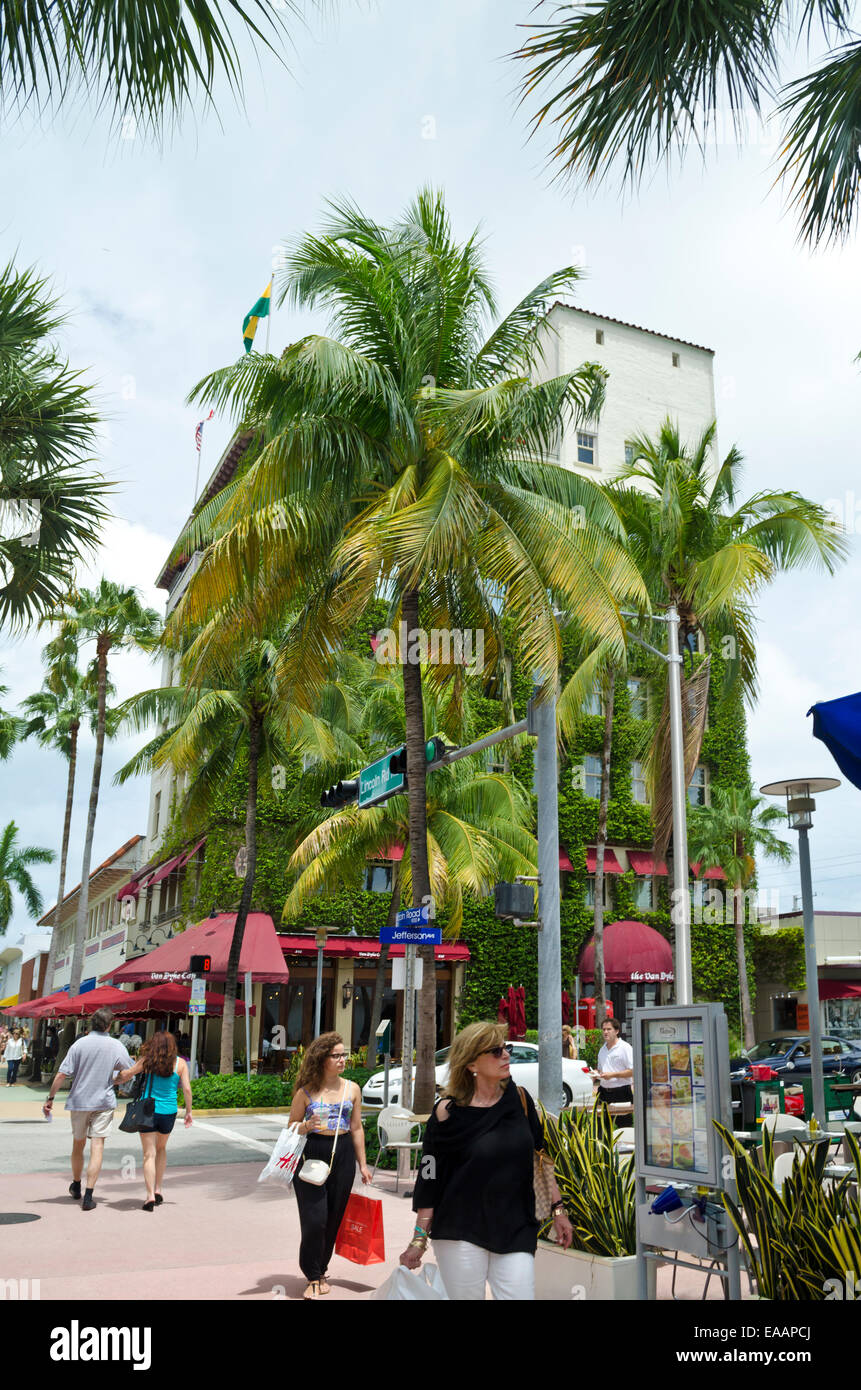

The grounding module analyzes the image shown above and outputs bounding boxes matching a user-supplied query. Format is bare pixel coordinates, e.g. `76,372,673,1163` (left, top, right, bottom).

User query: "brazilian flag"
242,280,272,353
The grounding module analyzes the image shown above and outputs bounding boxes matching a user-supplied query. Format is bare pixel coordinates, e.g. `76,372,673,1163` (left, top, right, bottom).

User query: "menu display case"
633,1003,730,1188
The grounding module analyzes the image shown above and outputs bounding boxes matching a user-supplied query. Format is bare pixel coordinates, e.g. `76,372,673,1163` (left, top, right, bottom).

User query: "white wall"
541,306,717,482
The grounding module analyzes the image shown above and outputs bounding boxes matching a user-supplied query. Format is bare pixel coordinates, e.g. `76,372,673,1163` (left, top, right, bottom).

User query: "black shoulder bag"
119,1070,156,1133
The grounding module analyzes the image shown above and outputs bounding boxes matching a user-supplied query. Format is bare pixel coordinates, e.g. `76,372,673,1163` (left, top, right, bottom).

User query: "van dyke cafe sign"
628,970,674,983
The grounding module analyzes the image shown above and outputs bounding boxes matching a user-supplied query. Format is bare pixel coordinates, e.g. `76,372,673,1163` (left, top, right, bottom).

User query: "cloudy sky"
2,0,860,942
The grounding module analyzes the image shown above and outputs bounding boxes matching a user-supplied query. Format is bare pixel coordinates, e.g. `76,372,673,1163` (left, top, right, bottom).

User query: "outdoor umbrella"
809,693,861,789
507,985,518,1040
110,982,255,1017
61,986,133,1017
497,996,509,1029
515,985,527,1040
3,990,72,1018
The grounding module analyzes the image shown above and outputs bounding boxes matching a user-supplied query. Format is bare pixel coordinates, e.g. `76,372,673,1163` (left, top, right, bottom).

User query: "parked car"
362,1040,593,1110
729,1035,861,1083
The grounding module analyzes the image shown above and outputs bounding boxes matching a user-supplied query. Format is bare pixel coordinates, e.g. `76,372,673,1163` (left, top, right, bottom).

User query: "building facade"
755,910,861,1041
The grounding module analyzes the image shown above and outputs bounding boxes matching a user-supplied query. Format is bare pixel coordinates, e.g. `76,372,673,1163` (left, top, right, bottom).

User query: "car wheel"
562,1084,573,1108
851,1070,861,1085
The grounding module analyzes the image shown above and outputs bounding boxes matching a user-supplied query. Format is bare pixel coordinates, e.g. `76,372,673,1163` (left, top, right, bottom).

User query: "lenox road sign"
358,752,405,808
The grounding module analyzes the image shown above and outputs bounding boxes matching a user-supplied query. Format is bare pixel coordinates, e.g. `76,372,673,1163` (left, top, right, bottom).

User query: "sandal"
303,1282,321,1300
318,1279,331,1295
154,1194,164,1206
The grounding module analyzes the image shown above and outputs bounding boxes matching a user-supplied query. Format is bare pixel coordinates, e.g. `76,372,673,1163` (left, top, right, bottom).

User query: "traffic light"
388,747,408,777
320,779,359,809
425,736,449,765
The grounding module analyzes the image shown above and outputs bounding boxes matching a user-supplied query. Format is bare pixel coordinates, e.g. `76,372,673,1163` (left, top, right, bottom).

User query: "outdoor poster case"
632,1003,728,1188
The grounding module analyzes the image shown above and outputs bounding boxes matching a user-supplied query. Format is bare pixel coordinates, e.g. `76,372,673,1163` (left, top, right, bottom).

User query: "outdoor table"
829,1082,861,1118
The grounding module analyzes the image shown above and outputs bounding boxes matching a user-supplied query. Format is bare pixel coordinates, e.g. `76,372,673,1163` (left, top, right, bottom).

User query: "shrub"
190,1073,292,1109
581,1029,603,1069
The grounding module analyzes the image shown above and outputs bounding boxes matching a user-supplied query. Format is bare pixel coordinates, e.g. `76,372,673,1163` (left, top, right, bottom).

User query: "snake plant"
539,1104,636,1258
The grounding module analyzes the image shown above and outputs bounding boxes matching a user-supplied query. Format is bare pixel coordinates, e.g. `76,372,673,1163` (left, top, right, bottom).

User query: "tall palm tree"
44,580,161,995
18,634,115,994
516,0,861,246
0,668,19,760
0,1,323,135
113,627,364,1073
173,190,648,1107
0,262,112,630
0,820,54,934
688,786,791,1048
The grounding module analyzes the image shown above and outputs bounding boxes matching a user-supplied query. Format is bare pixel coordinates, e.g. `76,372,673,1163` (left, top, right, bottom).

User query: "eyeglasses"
478,1045,510,1059
330,1052,348,1060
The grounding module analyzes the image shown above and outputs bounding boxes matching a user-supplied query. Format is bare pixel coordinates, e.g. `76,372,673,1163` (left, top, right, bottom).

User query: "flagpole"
193,437,202,512
265,275,272,355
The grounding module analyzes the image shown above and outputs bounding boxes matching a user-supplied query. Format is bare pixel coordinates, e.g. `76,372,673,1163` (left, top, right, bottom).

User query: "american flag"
195,409,214,452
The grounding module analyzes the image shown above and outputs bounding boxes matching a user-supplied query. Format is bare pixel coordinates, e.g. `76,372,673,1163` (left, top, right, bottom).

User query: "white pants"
432,1240,534,1301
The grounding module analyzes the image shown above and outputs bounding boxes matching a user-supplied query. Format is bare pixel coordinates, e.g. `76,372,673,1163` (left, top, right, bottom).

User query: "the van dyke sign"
629,970,674,983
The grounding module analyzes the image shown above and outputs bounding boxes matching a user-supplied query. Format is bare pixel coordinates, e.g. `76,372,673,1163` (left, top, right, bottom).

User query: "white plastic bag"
371,1264,449,1301
258,1123,306,1186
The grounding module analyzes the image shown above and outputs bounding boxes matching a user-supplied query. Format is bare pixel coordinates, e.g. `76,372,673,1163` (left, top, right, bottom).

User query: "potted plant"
714,1122,861,1299
536,1104,655,1300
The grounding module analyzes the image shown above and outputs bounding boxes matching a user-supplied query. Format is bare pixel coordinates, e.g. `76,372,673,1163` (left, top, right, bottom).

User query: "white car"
362,1040,593,1110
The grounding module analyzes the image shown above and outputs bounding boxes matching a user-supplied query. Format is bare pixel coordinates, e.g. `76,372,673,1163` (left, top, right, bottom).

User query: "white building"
0,931,53,1014
541,304,717,482
43,836,145,993
755,910,861,1041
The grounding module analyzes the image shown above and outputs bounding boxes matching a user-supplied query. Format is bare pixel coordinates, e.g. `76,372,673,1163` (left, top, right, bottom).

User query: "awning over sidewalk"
580,920,674,984
106,913,290,985
277,935,469,963
111,981,255,1017
818,980,861,1000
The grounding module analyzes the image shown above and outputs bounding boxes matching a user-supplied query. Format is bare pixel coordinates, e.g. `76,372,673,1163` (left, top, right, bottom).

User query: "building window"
595,329,604,345
688,765,708,807
583,685,603,717
364,864,393,893
576,432,596,467
631,760,648,804
585,875,613,908
627,677,647,719
672,352,680,367
153,791,161,838
582,755,603,798
632,876,653,911
624,442,635,467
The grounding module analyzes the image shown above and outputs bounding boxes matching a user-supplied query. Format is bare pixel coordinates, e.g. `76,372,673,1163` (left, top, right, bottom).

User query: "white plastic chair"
771,1151,797,1195
372,1106,424,1193
854,1097,861,1120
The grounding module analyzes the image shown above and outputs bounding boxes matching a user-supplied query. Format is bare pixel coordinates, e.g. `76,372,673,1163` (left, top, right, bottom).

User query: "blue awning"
809,693,861,789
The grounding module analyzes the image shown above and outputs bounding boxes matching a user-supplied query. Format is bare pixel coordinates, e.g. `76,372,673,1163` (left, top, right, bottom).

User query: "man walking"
43,1008,132,1211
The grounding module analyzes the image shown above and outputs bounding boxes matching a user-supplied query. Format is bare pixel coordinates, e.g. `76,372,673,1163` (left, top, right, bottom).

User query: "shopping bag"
334,1191,385,1265
258,1123,306,1186
370,1264,449,1301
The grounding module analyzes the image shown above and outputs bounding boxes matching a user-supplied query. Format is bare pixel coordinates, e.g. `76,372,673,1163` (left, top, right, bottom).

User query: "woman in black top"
400,1020,572,1299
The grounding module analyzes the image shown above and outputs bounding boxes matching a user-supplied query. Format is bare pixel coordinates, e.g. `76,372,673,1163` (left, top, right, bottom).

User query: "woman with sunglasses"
287,1032,372,1299
400,1020,572,1299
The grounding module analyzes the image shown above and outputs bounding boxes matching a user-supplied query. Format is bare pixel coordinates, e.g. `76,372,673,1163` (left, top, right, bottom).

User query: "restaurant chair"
761,1112,805,1158
371,1106,424,1194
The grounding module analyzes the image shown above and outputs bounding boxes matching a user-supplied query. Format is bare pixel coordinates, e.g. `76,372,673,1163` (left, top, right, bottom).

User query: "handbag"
258,1123,306,1186
119,1071,156,1133
298,1082,347,1186
335,1191,385,1265
518,1087,555,1222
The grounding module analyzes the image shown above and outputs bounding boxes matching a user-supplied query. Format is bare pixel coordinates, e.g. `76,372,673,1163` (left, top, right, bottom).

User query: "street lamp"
760,777,840,1126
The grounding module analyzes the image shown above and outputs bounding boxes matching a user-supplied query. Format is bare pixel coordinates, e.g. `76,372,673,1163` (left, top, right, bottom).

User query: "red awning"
147,853,185,886
690,861,726,881
175,837,206,870
377,844,404,861
277,935,469,963
818,980,861,1000
628,850,668,876
117,839,206,900
580,920,674,984
585,848,624,875
3,990,71,1018
111,982,255,1017
105,913,290,985
559,851,574,872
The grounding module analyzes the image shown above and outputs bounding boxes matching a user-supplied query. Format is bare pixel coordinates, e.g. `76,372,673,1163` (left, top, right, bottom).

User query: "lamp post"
760,777,840,1126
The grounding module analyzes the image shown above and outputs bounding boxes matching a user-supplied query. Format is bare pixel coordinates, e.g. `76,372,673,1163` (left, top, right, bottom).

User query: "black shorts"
150,1113,177,1135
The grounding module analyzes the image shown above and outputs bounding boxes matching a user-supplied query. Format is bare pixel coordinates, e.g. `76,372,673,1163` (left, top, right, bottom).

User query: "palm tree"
0,669,19,760
174,190,648,1108
113,628,365,1073
1,262,113,630
44,580,161,995
18,634,115,994
0,820,54,934
516,0,861,246
0,1,322,135
688,786,791,1048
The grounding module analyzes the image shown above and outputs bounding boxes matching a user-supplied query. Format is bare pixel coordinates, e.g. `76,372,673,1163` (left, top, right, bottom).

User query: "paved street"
0,1084,742,1300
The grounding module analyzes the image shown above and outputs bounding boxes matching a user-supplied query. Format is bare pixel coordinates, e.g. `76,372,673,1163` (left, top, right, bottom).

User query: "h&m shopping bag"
258,1123,306,1186
334,1191,385,1265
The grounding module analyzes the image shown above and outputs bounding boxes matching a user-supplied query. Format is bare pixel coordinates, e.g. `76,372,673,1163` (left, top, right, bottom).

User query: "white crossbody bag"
298,1081,347,1186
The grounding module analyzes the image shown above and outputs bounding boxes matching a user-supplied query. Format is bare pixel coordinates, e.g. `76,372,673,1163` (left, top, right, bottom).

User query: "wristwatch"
550,1200,565,1215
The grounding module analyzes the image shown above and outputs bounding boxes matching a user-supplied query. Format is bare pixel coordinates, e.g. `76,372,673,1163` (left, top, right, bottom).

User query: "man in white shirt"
594,1017,634,1121
43,1007,132,1211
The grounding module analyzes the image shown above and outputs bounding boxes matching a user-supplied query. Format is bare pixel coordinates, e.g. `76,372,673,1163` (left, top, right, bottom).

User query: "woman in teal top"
120,1031,193,1211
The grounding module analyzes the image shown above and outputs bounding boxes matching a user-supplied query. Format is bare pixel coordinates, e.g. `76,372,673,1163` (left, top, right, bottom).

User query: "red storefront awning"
627,851,668,876
112,981,255,1016
580,920,674,984
116,839,206,901
278,935,469,963
105,913,290,985
585,848,624,874
690,861,726,881
818,980,861,1000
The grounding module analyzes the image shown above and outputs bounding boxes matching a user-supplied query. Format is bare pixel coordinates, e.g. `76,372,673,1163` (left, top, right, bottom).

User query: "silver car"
362,1040,593,1110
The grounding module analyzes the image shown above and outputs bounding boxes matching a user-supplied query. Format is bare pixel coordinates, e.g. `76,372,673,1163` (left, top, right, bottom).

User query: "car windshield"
745,1039,795,1061
434,1048,450,1065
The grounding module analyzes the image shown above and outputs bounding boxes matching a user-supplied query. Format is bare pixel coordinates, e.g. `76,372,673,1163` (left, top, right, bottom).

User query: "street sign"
189,976,206,1016
359,751,406,808
392,956,425,989
381,923,442,946
396,904,430,928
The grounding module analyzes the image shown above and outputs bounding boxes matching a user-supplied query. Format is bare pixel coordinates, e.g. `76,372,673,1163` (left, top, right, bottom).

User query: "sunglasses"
478,1045,511,1059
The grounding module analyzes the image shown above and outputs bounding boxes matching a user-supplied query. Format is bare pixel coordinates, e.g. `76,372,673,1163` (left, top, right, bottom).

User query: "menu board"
643,1015,709,1177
